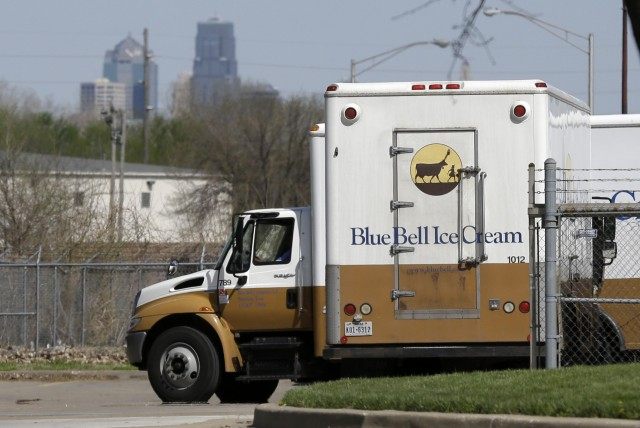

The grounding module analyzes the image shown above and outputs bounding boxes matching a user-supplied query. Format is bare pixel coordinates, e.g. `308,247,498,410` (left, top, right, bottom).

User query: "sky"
0,0,638,115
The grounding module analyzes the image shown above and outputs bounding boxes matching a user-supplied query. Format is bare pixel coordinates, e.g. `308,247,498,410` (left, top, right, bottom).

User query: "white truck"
126,80,593,403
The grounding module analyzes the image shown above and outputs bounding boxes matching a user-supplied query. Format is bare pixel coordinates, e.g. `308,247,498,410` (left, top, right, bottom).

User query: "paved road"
0,372,295,427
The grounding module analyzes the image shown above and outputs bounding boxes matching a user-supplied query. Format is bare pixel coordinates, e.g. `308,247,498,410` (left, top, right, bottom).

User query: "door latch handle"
390,200,414,211
391,289,416,300
390,245,415,255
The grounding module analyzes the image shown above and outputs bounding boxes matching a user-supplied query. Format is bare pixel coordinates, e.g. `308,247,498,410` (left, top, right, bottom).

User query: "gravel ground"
0,345,128,365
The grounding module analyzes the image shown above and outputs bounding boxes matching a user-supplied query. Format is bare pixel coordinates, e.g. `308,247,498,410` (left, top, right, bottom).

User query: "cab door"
217,213,309,331
391,129,486,319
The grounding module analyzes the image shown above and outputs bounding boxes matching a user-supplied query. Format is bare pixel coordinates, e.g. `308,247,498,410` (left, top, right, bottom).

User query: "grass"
0,361,135,371
282,363,640,419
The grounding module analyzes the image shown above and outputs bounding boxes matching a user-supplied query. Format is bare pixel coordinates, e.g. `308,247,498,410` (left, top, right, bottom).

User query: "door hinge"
390,200,414,211
459,255,487,268
390,245,415,255
389,146,414,157
391,289,416,300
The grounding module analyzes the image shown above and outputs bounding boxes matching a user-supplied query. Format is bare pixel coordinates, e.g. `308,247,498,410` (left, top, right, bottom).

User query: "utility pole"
622,2,628,114
102,106,117,236
117,109,127,242
143,28,151,163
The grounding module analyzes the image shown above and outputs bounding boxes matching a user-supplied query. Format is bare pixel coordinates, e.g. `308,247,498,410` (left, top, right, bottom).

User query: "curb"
0,370,147,382
253,404,640,428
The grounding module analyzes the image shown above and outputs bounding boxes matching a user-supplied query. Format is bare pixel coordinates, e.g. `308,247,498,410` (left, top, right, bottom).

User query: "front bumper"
125,331,147,365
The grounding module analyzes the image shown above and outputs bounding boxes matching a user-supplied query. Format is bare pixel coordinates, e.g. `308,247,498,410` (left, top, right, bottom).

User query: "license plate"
344,321,373,337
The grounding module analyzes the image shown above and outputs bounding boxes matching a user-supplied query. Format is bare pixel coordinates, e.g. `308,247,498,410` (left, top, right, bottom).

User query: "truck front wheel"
216,375,279,403
147,326,220,403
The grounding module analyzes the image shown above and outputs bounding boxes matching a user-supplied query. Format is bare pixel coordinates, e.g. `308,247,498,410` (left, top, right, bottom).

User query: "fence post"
81,266,86,346
35,247,41,352
528,163,538,369
544,159,559,369
53,266,58,346
22,266,27,347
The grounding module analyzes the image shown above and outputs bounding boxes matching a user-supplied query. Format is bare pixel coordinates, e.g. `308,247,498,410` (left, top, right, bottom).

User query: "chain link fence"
530,161,640,368
0,246,221,350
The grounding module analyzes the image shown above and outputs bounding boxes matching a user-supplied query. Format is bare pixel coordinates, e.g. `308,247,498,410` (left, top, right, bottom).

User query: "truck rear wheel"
216,375,279,403
147,326,220,403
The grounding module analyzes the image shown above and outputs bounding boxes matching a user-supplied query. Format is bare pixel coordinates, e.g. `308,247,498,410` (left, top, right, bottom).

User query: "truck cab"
126,208,318,403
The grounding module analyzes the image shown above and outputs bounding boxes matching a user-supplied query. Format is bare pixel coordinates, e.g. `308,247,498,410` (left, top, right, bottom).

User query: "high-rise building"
192,18,238,105
103,35,158,119
170,72,192,117
80,78,126,117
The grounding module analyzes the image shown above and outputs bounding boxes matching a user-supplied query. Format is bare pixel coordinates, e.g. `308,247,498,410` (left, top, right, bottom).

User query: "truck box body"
324,81,589,347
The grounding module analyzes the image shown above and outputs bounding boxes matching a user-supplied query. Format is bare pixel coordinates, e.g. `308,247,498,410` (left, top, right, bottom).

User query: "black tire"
216,374,279,403
597,318,624,364
147,326,220,403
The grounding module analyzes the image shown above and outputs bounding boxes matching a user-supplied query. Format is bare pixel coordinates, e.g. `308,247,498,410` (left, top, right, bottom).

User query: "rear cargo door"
391,129,485,319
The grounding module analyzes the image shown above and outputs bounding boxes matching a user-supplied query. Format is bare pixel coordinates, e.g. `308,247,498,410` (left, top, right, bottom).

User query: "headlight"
128,317,141,331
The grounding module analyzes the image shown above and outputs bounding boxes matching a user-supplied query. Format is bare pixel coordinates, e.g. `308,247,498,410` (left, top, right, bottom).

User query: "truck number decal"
218,279,231,286
507,256,525,263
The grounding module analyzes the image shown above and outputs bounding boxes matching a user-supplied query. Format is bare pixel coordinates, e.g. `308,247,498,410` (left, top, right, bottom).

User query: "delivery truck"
126,80,592,403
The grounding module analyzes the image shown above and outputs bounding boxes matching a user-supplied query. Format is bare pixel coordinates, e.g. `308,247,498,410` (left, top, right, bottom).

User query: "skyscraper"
192,18,238,105
103,35,158,119
80,78,126,118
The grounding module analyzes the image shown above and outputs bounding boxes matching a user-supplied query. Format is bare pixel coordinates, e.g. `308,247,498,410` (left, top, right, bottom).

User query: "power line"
0,54,103,59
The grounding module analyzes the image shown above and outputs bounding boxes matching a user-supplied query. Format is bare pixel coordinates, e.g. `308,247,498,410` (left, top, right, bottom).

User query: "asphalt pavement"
0,371,294,428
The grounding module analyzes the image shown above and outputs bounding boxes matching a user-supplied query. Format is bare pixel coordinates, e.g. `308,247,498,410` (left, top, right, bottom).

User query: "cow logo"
410,143,462,196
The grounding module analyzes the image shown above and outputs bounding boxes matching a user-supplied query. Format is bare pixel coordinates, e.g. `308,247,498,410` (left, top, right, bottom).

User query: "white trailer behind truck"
589,114,640,350
126,80,593,403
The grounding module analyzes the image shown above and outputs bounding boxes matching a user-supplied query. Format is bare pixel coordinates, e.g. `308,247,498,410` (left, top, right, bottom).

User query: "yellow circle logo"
410,143,462,196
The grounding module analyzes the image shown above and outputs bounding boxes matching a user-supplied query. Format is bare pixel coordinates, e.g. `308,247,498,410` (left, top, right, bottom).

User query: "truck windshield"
214,216,243,271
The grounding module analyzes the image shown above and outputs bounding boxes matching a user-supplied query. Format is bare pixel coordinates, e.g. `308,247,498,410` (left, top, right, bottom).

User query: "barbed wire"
534,189,640,194
540,178,640,183
535,168,640,172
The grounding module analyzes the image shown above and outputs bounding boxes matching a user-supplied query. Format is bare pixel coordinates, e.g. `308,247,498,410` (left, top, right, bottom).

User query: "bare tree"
170,180,231,244
182,83,323,214
0,146,108,258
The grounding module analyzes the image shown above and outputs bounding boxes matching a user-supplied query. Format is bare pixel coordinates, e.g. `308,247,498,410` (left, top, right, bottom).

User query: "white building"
4,152,231,245
80,78,126,118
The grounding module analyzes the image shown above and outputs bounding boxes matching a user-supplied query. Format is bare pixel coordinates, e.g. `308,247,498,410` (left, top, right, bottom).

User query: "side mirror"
167,259,179,277
603,216,616,241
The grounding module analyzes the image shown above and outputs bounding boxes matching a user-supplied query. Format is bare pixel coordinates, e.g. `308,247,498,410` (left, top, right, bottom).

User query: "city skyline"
191,17,238,105
103,35,158,119
0,1,638,115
